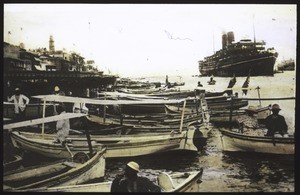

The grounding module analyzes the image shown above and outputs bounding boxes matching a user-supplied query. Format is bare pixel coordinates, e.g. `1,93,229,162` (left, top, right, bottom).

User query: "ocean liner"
198,31,278,76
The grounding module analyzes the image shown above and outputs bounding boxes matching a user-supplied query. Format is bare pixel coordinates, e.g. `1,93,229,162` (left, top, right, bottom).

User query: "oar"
85,129,94,157
272,135,276,146
64,143,74,159
255,86,262,107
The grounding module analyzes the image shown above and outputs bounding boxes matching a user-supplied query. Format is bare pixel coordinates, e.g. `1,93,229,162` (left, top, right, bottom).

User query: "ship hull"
199,55,277,77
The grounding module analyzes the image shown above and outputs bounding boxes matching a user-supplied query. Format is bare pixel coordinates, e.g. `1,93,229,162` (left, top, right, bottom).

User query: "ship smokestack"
222,33,228,49
227,31,235,45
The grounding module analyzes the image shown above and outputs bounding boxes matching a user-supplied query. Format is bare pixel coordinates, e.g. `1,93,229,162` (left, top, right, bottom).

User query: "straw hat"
245,106,257,113
127,161,140,172
271,104,281,110
54,86,60,92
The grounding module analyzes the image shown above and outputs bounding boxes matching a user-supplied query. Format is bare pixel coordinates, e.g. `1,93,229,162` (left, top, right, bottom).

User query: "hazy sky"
4,4,297,77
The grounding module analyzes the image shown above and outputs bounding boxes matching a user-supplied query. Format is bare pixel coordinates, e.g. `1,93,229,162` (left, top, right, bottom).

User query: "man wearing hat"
111,161,161,192
52,86,65,116
265,104,288,137
7,88,30,122
53,86,65,96
234,105,260,134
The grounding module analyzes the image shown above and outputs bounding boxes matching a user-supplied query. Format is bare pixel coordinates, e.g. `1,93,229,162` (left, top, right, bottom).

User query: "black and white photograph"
3,3,296,192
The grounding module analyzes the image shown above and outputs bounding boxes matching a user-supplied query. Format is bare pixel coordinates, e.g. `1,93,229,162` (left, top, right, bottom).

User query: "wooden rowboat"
11,94,204,157
12,169,203,192
219,128,294,154
6,100,203,159
9,130,105,159
10,128,202,158
3,148,106,191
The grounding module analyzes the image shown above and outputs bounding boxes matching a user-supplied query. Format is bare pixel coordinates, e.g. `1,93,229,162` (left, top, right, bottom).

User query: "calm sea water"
19,71,296,192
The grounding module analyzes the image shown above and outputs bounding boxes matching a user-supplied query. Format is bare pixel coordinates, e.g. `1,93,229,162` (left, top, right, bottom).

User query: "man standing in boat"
265,104,288,137
7,87,30,122
111,161,161,192
54,105,70,145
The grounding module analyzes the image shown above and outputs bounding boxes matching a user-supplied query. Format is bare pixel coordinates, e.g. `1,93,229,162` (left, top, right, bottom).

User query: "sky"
3,4,297,77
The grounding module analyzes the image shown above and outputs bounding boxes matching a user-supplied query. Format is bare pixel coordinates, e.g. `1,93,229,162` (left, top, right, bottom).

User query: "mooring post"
103,94,106,124
179,100,187,133
229,97,234,128
256,86,262,107
194,90,199,115
85,129,94,157
42,99,46,135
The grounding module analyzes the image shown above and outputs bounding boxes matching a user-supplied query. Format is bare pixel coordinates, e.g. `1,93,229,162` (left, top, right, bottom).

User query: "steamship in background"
276,58,295,71
198,31,278,77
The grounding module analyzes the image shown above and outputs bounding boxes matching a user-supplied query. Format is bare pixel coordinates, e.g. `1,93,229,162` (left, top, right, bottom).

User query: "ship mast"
252,14,256,44
213,31,215,54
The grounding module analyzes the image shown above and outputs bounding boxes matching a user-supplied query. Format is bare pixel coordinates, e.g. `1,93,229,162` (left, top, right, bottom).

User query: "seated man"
111,161,161,192
265,104,288,137
197,81,203,87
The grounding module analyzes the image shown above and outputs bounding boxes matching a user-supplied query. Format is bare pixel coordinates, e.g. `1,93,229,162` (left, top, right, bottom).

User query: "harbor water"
20,71,295,192
104,70,295,192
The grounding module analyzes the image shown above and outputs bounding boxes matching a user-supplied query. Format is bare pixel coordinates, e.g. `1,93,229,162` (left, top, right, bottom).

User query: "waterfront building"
3,40,117,99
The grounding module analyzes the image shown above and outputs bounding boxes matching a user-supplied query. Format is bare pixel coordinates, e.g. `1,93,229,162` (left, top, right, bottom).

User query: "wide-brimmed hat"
245,106,257,113
271,104,281,110
127,161,139,172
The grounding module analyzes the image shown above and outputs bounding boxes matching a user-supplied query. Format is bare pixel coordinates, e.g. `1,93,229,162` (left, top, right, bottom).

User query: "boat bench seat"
63,161,80,168
157,172,175,191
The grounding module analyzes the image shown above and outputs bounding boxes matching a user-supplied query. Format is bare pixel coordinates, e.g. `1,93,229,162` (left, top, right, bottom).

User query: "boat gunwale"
4,148,106,190
219,129,294,144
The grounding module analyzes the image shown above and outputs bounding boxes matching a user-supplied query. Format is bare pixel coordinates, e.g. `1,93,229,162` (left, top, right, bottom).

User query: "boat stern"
180,128,205,151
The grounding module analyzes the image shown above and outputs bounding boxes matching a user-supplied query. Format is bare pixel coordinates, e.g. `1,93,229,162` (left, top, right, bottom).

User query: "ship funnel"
222,33,228,49
227,31,235,45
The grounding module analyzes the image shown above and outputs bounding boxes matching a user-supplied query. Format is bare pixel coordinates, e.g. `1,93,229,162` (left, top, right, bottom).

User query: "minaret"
49,35,55,52
19,42,25,49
